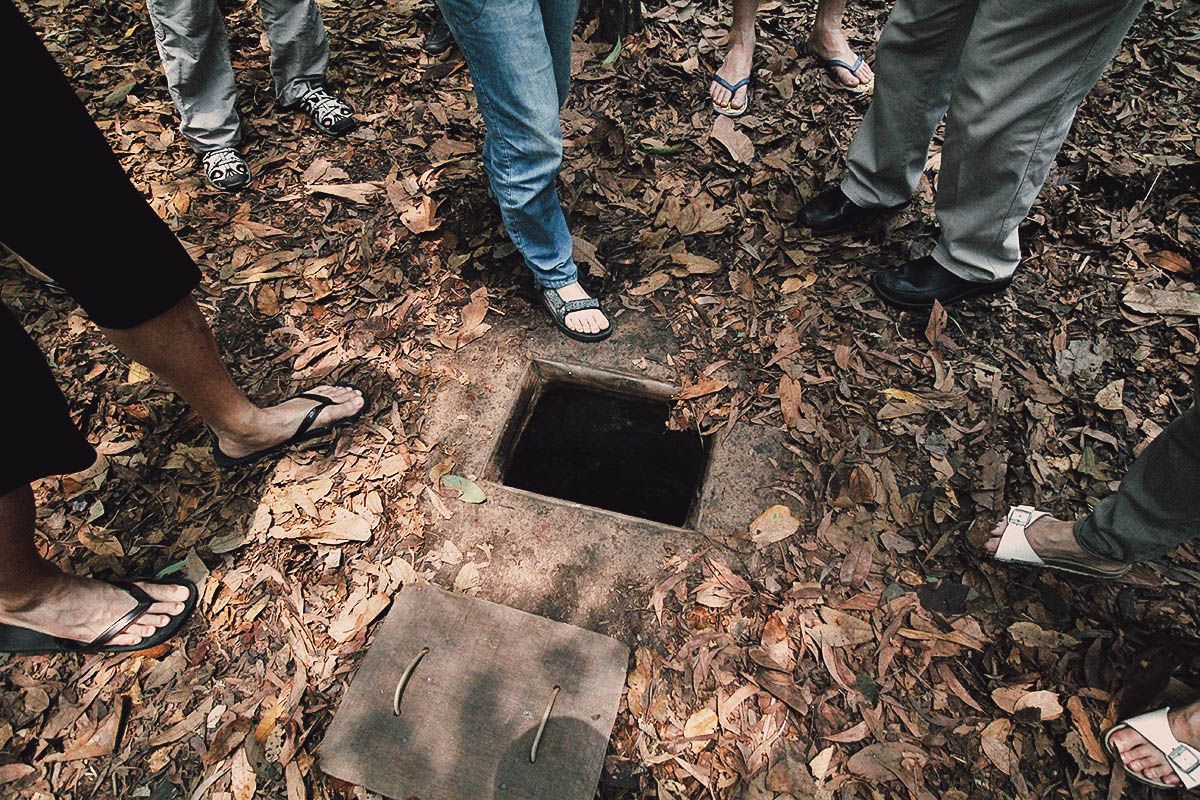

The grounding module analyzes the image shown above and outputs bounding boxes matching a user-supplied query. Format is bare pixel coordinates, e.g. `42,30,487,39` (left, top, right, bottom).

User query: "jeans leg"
145,0,241,152
539,0,579,107
1076,370,1200,563
436,0,578,289
840,0,978,208
258,0,331,105
931,0,1147,282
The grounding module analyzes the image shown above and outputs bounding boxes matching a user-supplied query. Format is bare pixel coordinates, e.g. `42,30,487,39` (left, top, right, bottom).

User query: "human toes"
109,621,160,646
139,582,190,604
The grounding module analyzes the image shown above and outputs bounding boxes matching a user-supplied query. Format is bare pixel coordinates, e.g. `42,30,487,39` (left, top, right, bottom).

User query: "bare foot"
0,564,189,647
552,283,610,336
217,384,365,460
1107,702,1200,787
806,27,874,89
983,513,1126,573
710,31,755,111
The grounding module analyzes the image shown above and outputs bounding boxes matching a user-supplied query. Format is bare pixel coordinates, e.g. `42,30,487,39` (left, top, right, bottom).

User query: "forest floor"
2,0,1199,798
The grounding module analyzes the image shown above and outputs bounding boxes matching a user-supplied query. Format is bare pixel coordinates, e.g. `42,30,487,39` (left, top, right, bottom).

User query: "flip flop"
711,75,751,117
211,383,369,468
812,53,873,95
0,577,198,655
991,505,1132,579
1104,708,1200,790
540,288,613,343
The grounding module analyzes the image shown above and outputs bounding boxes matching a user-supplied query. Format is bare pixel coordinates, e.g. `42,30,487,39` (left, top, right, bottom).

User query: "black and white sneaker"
294,84,357,137
201,147,251,192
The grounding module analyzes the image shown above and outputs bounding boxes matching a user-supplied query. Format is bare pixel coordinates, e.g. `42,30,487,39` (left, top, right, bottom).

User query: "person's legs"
710,0,757,111
99,297,364,459
539,0,577,108
0,305,189,648
840,0,978,209
436,0,608,336
2,4,366,456
0,486,189,647
144,0,241,153
806,0,874,89
930,0,1147,282
258,0,330,105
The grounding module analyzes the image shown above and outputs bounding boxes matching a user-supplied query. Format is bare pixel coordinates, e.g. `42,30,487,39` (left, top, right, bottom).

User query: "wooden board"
318,585,630,800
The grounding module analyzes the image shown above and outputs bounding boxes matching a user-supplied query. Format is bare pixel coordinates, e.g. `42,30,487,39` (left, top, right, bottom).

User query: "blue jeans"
435,0,579,289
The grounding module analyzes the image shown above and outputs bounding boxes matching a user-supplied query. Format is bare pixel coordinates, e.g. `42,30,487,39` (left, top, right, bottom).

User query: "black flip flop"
541,288,613,343
211,383,369,468
0,577,198,655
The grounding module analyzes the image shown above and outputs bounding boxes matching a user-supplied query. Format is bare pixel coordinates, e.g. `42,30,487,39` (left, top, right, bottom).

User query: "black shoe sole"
871,273,1012,311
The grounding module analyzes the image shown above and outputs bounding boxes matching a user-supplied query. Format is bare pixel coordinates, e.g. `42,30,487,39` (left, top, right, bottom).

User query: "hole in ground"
501,382,709,527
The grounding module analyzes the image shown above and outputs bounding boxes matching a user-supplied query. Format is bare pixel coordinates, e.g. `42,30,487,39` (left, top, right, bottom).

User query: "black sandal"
540,288,614,343
0,577,198,655
211,383,369,468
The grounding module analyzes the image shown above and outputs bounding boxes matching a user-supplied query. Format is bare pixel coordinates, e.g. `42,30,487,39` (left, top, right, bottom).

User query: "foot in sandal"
541,282,612,343
806,27,873,92
983,505,1131,579
213,383,367,467
0,564,195,653
1106,703,1200,789
710,30,755,115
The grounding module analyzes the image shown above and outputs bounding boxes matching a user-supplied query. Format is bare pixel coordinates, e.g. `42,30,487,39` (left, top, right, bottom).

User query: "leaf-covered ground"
2,0,1199,798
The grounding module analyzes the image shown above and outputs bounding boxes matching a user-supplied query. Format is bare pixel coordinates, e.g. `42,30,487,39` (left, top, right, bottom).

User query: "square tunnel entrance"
486,360,711,529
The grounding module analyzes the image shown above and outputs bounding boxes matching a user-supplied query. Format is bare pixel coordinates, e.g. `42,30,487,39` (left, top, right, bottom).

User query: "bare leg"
807,0,875,88
710,0,757,110
99,296,364,459
0,485,188,646
1108,700,1200,787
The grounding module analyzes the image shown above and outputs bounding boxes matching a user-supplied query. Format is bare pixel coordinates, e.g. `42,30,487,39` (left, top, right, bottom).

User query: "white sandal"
992,505,1131,579
1105,708,1200,790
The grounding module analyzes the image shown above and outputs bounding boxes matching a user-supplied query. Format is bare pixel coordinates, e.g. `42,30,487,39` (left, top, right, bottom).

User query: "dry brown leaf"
1014,689,1064,721
306,182,380,204
230,747,257,800
675,379,728,400
1122,285,1200,316
683,708,719,753
1095,378,1124,411
399,195,442,234
671,252,722,275
749,504,800,547
711,115,754,164
760,613,792,669
980,719,1017,775
630,271,671,296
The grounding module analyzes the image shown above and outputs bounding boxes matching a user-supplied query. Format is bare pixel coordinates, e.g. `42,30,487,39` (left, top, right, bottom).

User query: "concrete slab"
421,310,791,642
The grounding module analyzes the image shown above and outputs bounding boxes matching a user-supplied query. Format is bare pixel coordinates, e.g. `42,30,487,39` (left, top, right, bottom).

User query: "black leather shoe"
872,255,1011,311
422,15,455,55
801,185,903,236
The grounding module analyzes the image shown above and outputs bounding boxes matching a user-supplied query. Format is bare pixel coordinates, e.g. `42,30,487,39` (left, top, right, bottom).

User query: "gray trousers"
841,0,1146,282
1076,370,1200,564
146,0,330,153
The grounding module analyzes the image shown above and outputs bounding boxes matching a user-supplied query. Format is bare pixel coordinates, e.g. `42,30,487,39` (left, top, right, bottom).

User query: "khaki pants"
146,0,330,152
841,0,1145,282
1076,370,1200,564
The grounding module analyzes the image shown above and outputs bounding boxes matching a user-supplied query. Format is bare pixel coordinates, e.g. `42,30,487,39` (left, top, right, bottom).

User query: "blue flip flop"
711,74,751,117
813,53,873,94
